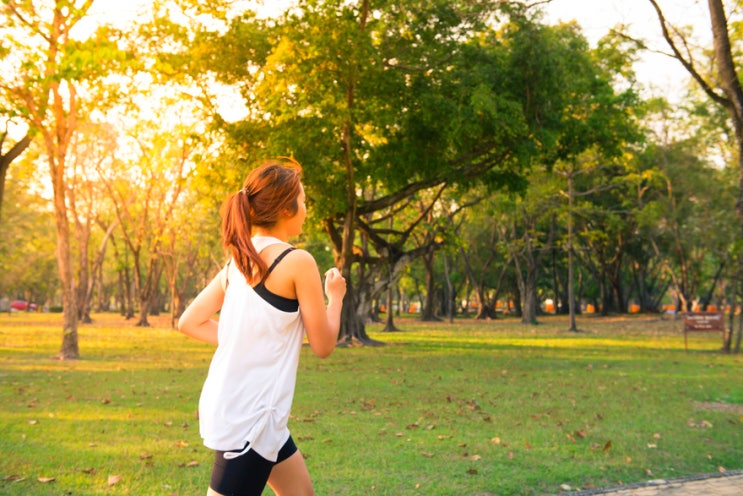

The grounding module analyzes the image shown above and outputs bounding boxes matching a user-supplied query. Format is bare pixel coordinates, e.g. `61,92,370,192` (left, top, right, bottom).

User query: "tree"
1,1,130,358
458,198,512,320
97,96,205,326
0,147,58,305
197,0,534,343
647,0,743,350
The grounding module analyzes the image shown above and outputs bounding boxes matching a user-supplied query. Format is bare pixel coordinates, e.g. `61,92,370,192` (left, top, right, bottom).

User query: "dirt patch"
693,401,743,415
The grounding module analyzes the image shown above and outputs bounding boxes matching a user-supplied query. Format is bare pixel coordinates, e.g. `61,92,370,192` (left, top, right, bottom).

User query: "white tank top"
198,236,305,462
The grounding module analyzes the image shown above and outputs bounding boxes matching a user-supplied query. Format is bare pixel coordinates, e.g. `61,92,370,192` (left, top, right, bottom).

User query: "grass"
0,312,741,495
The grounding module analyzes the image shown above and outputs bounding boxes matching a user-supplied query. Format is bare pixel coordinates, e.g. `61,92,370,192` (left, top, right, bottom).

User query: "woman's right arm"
177,269,226,345
292,251,346,358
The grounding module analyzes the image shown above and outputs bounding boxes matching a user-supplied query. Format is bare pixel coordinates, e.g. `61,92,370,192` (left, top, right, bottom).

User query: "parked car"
10,300,37,311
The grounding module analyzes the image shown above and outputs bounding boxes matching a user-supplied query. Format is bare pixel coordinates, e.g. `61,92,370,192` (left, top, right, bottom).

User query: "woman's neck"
252,229,288,242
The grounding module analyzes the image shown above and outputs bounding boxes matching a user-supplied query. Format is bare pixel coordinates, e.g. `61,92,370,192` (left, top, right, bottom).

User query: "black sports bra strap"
261,247,296,282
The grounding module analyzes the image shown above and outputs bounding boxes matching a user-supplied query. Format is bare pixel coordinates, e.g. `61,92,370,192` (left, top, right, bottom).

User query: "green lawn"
1,312,741,495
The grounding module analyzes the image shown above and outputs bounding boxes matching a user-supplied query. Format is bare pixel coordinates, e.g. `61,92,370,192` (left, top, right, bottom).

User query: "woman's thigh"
267,450,314,496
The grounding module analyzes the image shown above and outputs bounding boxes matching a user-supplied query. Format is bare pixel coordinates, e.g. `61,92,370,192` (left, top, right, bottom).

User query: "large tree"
194,0,534,342
0,1,129,358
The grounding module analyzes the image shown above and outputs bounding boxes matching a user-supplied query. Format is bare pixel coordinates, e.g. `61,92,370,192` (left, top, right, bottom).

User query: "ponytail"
221,158,302,284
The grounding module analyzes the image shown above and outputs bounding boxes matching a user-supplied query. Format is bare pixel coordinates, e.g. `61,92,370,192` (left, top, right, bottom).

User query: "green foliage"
0,154,58,303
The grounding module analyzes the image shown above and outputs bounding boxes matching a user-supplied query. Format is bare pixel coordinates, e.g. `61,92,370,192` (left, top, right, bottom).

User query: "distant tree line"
0,0,741,356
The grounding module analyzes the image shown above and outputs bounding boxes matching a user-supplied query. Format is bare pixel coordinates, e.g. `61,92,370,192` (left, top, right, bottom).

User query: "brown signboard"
682,312,725,351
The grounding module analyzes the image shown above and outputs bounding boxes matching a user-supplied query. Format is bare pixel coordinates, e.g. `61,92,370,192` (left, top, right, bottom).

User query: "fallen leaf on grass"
81,468,96,474
469,455,482,461
719,466,726,473
38,477,55,483
108,475,122,486
420,452,434,458
603,440,612,452
491,437,501,444
140,453,153,460
179,461,200,468
4,475,25,482
467,468,478,475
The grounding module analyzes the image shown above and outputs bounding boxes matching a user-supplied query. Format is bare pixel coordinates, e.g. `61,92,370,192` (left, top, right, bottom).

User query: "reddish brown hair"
221,157,303,284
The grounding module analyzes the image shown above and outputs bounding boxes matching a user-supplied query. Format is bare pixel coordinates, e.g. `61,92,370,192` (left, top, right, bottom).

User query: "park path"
562,470,743,496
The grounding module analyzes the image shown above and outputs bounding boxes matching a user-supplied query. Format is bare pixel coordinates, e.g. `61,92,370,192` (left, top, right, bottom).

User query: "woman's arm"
291,250,346,358
177,269,226,345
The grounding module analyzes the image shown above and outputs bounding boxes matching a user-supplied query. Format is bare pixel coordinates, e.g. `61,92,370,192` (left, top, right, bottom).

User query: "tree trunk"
383,284,400,332
50,153,79,359
420,249,440,321
0,134,32,223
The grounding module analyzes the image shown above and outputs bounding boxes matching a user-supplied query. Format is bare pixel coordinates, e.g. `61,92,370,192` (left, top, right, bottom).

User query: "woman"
178,157,346,496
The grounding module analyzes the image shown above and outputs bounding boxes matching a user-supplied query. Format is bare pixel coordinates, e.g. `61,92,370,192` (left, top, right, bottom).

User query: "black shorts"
209,436,298,496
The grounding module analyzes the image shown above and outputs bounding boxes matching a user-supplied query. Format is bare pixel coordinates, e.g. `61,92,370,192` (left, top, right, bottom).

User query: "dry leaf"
38,477,56,483
28,420,38,425
647,443,657,449
420,452,434,458
101,398,111,405
560,484,572,491
186,461,200,467
140,453,153,460
470,455,482,461
467,468,478,475
603,440,612,452
508,451,514,459
719,466,726,473
3,475,24,482
575,429,586,438
491,437,501,444
81,468,96,474
653,433,661,439
108,475,122,486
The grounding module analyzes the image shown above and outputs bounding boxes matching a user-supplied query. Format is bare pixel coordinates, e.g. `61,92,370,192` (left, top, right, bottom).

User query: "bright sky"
542,0,712,101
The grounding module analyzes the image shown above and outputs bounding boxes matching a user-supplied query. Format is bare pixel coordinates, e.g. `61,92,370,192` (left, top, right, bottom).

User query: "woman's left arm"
177,269,226,345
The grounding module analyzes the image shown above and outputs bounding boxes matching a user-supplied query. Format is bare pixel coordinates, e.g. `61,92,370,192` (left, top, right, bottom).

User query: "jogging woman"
178,157,346,496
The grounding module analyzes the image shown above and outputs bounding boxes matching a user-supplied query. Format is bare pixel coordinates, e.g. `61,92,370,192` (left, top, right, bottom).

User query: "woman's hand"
324,267,346,303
